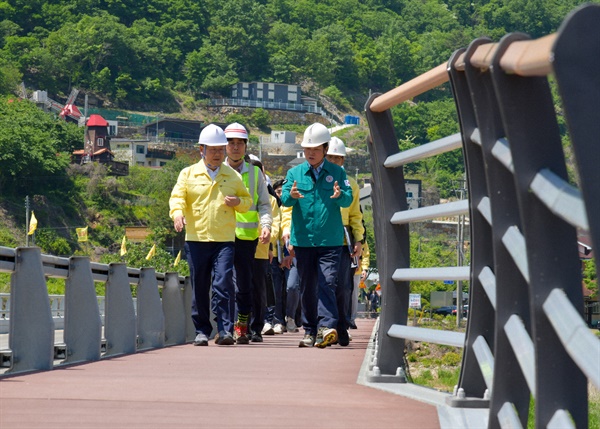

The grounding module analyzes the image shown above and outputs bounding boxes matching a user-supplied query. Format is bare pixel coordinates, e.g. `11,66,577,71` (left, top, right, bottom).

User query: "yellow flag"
76,226,88,242
120,235,127,256
27,211,38,235
146,244,156,260
173,250,182,266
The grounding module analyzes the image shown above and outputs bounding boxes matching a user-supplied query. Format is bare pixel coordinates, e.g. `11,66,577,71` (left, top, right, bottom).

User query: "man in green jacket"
281,122,353,348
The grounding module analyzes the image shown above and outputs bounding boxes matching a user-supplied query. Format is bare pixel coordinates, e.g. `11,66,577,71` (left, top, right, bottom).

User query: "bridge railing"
0,246,195,375
364,4,599,428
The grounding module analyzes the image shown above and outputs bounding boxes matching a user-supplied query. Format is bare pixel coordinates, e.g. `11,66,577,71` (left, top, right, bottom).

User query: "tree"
0,96,82,196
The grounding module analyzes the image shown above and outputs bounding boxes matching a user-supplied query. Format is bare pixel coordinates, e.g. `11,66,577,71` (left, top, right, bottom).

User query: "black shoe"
349,322,358,329
216,333,235,345
193,333,209,346
251,333,263,342
337,328,350,347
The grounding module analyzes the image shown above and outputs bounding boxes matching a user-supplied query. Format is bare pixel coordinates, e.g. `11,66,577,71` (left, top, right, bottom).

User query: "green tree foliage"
1,0,590,108
250,108,270,128
0,96,82,196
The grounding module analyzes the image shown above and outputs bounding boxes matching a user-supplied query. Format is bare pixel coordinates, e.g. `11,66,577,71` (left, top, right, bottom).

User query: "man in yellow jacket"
326,137,364,346
169,124,252,346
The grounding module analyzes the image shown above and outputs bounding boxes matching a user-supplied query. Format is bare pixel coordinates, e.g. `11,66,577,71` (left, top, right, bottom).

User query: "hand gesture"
330,181,341,199
259,227,271,244
290,181,304,199
174,215,186,232
351,241,363,258
224,195,241,207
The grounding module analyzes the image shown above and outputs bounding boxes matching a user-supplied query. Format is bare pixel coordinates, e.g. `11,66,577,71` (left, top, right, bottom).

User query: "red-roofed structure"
71,114,128,176
86,114,108,127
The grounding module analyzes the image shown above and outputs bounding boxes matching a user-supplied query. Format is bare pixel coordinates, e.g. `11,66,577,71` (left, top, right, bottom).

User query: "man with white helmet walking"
224,122,272,344
326,137,364,346
281,123,353,348
169,124,252,346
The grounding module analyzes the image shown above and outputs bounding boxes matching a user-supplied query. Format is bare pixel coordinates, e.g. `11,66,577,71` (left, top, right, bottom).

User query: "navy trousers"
294,246,343,335
186,241,235,338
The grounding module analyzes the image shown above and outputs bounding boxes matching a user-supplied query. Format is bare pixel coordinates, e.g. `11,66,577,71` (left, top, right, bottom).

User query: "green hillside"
1,0,596,296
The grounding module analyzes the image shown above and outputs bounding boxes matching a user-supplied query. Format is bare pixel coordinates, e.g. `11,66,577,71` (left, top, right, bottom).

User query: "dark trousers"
185,241,235,338
335,250,354,332
295,246,342,335
250,258,269,335
233,237,258,316
269,258,286,325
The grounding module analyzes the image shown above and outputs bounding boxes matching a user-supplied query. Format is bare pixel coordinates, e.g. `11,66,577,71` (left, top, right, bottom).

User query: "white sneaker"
262,323,274,335
348,332,353,342
273,323,284,334
286,317,298,333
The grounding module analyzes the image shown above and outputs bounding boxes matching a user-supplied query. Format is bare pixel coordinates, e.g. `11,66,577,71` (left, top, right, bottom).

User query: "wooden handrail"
369,63,449,112
499,34,556,76
369,33,557,112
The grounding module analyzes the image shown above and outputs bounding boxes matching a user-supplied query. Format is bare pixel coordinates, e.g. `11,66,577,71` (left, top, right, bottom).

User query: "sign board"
431,291,454,307
443,280,454,284
409,293,421,309
125,226,151,242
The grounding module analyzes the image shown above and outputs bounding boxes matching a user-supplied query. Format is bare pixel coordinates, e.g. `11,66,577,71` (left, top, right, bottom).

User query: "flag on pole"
146,244,156,260
120,235,127,256
28,211,38,235
173,250,182,266
76,226,88,242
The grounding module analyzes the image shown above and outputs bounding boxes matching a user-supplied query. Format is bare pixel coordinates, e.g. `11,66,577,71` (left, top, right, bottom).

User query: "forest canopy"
0,0,592,108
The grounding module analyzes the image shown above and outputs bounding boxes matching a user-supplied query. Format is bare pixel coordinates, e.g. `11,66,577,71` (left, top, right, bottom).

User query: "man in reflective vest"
224,123,272,344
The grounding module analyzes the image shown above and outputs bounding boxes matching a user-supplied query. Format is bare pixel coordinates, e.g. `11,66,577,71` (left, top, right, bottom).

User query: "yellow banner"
76,226,88,242
27,211,38,235
145,244,156,260
120,235,127,256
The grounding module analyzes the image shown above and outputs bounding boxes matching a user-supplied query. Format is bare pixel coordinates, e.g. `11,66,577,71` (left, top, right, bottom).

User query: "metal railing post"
7,248,54,373
63,256,102,364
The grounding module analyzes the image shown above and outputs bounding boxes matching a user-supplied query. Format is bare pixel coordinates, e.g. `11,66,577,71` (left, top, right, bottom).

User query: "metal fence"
210,98,326,116
364,4,600,428
0,246,195,375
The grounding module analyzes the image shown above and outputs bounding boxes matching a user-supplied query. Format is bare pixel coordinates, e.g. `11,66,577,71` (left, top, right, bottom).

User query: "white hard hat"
301,123,330,147
199,124,227,146
248,154,260,161
224,122,249,140
327,137,346,156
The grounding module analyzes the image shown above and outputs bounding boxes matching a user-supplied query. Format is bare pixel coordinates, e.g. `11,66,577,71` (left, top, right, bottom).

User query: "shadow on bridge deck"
0,319,443,429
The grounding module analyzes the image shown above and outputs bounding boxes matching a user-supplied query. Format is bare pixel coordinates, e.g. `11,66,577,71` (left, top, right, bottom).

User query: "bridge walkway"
0,319,446,429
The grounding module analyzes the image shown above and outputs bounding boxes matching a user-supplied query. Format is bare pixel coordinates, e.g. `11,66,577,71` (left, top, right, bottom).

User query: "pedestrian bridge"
1,4,600,428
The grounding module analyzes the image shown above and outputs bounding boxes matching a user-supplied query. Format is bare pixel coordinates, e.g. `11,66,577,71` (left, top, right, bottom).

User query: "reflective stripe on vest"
236,162,260,240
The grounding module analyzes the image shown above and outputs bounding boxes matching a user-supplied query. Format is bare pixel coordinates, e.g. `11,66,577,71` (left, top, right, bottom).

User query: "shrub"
251,108,270,128
441,352,462,366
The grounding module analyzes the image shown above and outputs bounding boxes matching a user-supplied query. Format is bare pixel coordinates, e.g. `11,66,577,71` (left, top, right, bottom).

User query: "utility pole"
25,195,30,246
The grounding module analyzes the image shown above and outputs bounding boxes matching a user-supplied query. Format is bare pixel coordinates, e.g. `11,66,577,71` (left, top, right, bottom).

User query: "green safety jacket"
236,162,260,240
281,159,352,247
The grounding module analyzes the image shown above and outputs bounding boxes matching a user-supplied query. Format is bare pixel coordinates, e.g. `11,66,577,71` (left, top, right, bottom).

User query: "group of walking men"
169,121,367,348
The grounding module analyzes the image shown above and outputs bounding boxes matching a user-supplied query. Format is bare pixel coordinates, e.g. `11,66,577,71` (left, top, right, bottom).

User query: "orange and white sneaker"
234,321,249,344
